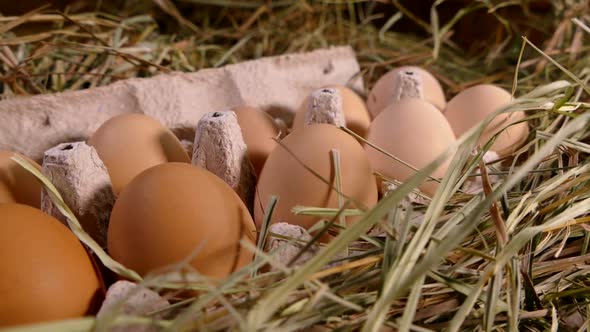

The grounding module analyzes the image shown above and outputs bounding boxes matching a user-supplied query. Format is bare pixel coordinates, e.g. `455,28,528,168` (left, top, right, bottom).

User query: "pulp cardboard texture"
96,280,169,332
265,222,318,271
40,141,114,248
304,88,346,127
192,111,255,210
0,46,363,161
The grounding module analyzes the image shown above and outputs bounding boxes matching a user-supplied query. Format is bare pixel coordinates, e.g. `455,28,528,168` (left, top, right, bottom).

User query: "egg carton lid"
0,46,364,161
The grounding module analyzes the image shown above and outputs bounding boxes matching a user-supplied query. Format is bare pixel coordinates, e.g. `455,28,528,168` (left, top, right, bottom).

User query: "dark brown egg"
0,204,103,327
89,114,190,195
0,150,42,208
107,162,257,279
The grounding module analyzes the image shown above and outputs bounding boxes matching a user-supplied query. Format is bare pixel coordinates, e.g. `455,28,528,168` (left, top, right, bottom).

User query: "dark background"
0,0,556,55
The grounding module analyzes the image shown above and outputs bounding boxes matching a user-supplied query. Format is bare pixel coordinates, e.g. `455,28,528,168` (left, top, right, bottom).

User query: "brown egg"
293,86,372,138
232,106,280,177
108,162,256,279
365,98,456,197
367,66,446,117
254,124,378,238
89,114,190,195
0,150,42,208
0,204,103,327
444,84,529,157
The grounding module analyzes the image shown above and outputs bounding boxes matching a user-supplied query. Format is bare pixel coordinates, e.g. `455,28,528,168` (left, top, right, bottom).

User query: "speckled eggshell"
89,113,190,195
0,204,103,327
367,66,446,118
365,98,456,197
107,162,257,279
232,106,280,177
444,84,529,157
254,124,378,239
0,150,42,208
293,86,372,138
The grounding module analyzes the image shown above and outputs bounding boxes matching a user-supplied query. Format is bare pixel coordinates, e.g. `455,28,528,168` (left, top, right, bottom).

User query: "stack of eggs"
0,64,529,328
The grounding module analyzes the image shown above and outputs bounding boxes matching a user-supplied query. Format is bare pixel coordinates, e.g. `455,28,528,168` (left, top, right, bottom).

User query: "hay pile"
2,1,590,331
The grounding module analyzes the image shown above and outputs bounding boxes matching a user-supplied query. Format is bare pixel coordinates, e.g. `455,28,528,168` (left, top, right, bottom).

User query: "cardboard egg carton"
3,46,363,248
0,46,364,161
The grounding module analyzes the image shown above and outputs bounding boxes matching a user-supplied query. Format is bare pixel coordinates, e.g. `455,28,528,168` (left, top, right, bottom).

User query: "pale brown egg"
89,114,190,195
0,204,103,327
365,98,456,197
0,150,42,208
254,124,377,239
444,84,529,157
292,86,372,138
108,162,257,279
232,106,280,177
367,66,446,117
